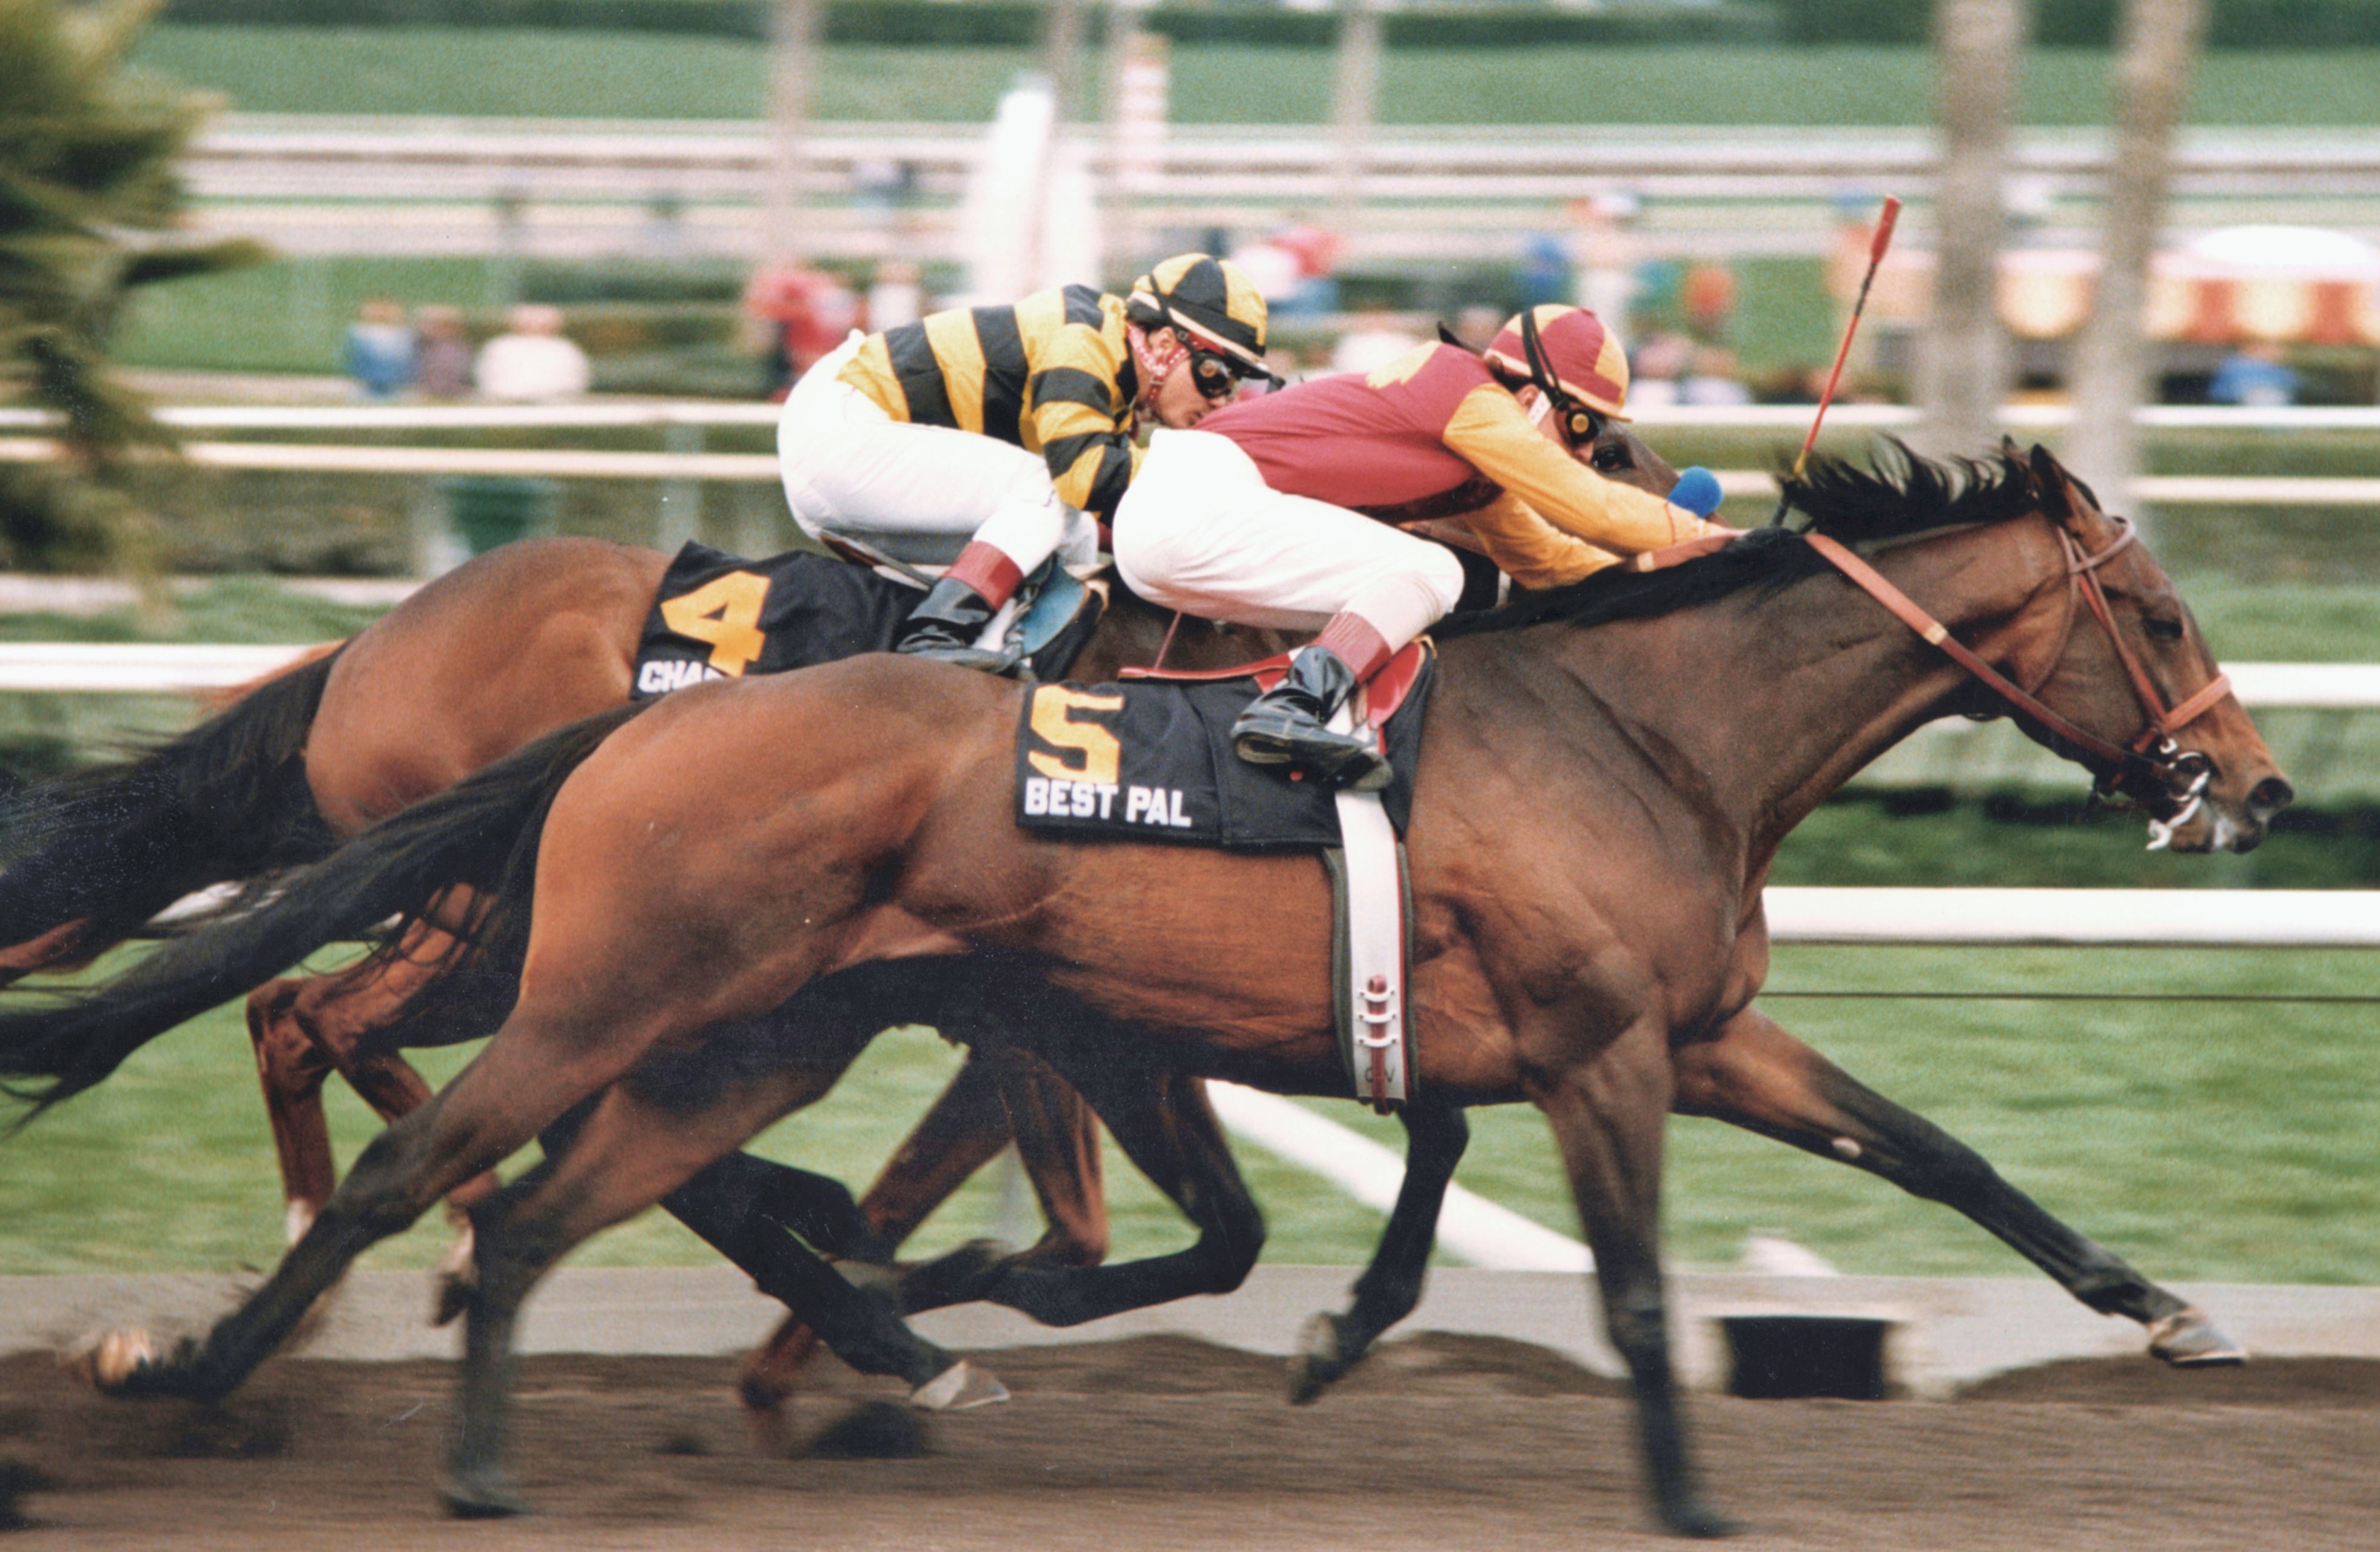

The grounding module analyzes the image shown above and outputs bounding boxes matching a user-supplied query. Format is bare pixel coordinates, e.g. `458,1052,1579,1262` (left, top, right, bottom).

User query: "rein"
1801,519,2231,825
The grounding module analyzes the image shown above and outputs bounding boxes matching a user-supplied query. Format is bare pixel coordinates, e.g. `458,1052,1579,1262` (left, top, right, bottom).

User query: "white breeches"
1111,429,1466,647
776,333,1098,571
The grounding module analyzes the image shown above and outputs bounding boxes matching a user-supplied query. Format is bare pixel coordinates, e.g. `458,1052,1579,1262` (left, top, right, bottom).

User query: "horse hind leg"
1670,1006,2239,1366
445,1017,947,1516
1290,1095,1469,1403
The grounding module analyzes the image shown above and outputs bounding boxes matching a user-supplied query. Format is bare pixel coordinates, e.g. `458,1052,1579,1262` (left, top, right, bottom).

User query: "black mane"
1435,439,2044,640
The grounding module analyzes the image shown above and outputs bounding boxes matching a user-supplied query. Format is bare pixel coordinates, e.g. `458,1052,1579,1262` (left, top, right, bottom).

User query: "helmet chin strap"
1128,325,1188,411
1518,309,1596,443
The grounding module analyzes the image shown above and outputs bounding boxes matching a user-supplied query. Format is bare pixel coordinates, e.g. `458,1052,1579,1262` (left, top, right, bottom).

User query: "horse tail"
0,647,345,979
0,700,648,1123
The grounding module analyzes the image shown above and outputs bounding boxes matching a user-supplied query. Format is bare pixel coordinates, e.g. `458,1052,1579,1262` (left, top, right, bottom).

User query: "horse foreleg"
1289,1095,1469,1403
732,1049,1016,1429
966,1064,1263,1329
994,1047,1111,1268
247,979,340,1245
1672,1004,2239,1365
1536,1021,1735,1540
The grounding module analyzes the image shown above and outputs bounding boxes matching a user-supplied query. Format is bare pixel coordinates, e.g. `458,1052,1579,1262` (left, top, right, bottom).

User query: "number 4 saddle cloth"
632,540,1100,698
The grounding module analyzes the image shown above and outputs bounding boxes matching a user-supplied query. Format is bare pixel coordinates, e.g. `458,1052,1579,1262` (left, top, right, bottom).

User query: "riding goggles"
1187,348,1248,403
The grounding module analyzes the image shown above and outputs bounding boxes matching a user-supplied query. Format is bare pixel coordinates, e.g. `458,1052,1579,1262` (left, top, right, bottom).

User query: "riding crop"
1769,193,1903,525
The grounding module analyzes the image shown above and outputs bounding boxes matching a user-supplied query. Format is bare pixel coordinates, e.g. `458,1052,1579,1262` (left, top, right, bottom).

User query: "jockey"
1111,304,1733,790
776,254,1276,668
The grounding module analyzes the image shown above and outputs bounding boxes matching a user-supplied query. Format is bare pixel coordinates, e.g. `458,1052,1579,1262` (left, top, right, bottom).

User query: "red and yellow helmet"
1485,304,1632,431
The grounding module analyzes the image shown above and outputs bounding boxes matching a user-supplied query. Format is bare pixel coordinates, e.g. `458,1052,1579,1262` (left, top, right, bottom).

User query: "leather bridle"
1801,516,2232,835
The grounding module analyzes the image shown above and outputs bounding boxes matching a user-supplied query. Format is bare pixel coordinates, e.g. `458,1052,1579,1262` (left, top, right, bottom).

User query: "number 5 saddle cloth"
1013,647,1435,850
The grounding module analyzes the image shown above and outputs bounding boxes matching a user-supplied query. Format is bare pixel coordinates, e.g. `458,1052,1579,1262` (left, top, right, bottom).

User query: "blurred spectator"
2208,341,2300,408
475,304,590,403
1329,307,1425,375
867,260,924,334
1570,192,1639,336
1230,232,1302,315
343,297,414,400
1627,329,1692,410
412,306,472,400
1519,233,1572,311
1680,264,1738,341
852,156,917,217
1679,346,1751,407
1272,220,1344,319
1453,304,1502,353
745,262,862,398
1753,361,1826,405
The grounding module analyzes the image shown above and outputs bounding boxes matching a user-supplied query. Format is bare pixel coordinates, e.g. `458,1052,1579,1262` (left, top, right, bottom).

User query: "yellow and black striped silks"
837,285,1141,520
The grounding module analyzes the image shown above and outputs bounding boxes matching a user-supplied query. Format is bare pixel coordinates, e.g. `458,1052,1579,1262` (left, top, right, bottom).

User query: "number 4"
659,570,770,674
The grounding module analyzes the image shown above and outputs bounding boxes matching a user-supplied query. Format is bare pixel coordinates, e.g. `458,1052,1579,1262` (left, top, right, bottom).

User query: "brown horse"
41,445,2289,1531
0,422,1674,1421
0,412,1671,1238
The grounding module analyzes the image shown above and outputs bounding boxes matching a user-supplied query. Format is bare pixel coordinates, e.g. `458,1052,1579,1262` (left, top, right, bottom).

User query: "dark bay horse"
36,445,2290,1531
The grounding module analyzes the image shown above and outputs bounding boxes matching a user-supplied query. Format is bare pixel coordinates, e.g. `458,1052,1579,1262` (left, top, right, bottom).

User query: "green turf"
1,944,2370,1285
127,30,2380,127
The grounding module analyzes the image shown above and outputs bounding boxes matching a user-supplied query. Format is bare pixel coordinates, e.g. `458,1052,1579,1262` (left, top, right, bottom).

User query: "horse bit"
1801,518,2232,850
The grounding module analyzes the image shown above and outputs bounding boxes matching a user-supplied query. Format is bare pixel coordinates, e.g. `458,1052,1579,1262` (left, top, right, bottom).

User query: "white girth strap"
1328,697,1414,1110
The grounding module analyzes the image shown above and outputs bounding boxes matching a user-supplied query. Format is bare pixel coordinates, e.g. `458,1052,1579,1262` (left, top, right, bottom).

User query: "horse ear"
2028,443,2074,515
2028,443,2106,524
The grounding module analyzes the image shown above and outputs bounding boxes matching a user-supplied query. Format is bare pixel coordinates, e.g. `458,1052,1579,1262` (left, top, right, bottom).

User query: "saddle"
1015,644,1434,1110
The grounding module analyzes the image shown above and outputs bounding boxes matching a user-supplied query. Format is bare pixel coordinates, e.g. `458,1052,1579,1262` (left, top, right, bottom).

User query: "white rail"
2,435,2375,508
0,643,2372,706
5,402,2379,433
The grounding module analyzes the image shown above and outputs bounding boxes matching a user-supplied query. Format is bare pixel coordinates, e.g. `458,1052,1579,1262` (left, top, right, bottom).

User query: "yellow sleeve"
1441,383,1720,554
1458,491,1627,591
1027,322,1137,519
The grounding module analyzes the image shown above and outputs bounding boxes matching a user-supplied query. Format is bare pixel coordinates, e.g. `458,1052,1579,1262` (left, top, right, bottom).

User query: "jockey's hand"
1667,466,1724,519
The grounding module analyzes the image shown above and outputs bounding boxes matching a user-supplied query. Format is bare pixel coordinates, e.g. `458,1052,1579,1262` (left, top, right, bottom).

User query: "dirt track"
2,1337,2375,1551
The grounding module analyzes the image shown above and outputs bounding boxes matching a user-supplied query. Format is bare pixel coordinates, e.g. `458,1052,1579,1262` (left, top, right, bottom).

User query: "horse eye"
1591,443,1629,472
2144,616,2185,641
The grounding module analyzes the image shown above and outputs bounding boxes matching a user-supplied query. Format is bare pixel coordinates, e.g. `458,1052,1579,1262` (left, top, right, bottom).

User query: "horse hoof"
1660,1496,1743,1539
1286,1312,1348,1406
441,1467,533,1519
431,1229,478,1327
910,1360,1009,1413
62,1328,161,1394
2148,1306,2247,1367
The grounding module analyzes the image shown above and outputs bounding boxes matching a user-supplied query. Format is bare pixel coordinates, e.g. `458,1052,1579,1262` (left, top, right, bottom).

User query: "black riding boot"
896,577,1012,673
1230,645,1390,791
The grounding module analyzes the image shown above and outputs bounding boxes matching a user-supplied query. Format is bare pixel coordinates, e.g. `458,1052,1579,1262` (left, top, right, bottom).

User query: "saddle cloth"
1015,645,1434,1109
632,542,912,698
1012,645,1435,849
632,540,1100,697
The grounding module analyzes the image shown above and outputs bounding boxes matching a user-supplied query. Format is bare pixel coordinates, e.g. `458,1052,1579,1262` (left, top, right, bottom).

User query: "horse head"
1581,415,1679,499
2006,443,2292,853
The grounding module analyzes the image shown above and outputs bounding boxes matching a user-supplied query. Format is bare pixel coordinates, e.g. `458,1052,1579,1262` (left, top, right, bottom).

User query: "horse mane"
1434,438,2043,640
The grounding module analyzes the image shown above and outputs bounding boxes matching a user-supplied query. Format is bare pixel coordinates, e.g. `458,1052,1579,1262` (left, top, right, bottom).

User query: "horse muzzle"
2146,761,2293,855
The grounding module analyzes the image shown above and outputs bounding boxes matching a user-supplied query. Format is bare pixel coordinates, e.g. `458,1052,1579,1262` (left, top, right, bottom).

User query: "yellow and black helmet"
1126,254,1279,386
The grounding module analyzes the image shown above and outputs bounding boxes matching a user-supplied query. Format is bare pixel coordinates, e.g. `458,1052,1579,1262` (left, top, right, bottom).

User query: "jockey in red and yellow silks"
1111,304,1730,790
